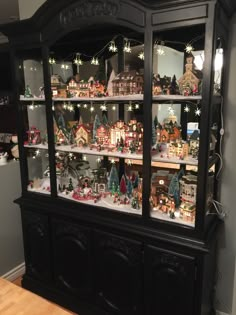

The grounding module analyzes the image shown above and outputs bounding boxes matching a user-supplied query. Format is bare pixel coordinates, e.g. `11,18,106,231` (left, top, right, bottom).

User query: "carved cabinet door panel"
21,210,52,282
145,245,196,315
94,231,143,315
52,219,92,298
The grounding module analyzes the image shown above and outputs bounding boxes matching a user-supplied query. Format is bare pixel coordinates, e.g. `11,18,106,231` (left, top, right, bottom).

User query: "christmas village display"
45,53,202,100
23,50,208,224
25,105,211,224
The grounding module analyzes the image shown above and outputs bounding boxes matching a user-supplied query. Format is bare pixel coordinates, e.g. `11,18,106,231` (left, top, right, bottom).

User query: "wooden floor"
9,277,77,315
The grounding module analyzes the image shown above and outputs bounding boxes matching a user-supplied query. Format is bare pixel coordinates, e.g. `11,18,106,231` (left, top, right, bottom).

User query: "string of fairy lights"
48,34,204,68
30,145,131,167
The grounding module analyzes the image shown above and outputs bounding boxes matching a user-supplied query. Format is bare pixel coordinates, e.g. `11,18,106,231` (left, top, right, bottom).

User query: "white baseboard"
1,262,25,282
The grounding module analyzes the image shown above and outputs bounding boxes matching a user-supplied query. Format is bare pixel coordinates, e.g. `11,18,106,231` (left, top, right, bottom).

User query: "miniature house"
125,119,143,148
178,53,203,95
75,124,91,147
26,126,41,145
110,121,127,146
168,140,189,158
51,75,67,98
151,171,173,208
179,202,196,223
96,125,110,145
157,116,181,143
189,129,200,157
67,78,106,98
112,66,144,96
179,174,197,204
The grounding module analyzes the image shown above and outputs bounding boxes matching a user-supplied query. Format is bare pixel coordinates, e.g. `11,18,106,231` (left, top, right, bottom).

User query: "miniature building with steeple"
178,53,203,95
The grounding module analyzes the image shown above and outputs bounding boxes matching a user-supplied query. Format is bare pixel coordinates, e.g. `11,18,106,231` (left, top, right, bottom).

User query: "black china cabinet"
1,0,235,314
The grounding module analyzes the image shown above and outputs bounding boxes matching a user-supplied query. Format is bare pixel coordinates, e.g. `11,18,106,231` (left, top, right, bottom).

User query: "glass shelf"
58,192,142,215
19,95,202,102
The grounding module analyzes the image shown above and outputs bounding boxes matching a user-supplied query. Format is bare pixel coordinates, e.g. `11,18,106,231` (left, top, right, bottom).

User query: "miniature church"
178,53,203,96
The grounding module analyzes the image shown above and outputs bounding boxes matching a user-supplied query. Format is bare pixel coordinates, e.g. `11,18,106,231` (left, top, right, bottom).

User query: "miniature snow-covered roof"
190,130,200,140
75,124,91,133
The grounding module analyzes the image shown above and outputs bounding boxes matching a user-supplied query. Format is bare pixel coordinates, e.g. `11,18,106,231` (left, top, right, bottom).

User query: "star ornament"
138,52,144,60
184,105,190,113
168,106,175,115
185,44,194,53
195,108,201,116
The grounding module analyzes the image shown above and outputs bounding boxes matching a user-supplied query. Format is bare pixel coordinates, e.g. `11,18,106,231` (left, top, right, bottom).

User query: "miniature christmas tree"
133,174,139,189
111,182,117,195
24,85,32,98
120,175,127,195
169,75,179,95
68,178,74,192
69,129,75,144
117,185,121,197
93,114,101,142
78,116,83,125
127,179,133,198
131,194,140,210
168,173,180,207
102,113,108,125
152,120,157,146
154,115,158,129
108,164,119,191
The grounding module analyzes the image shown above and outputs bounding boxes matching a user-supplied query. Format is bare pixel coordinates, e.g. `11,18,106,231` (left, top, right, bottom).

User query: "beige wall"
18,0,46,20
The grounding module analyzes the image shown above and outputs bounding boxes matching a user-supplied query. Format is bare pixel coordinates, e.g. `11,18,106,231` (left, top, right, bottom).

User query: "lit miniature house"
67,77,106,98
178,53,203,95
55,128,70,145
179,202,196,223
112,66,144,96
92,168,108,194
158,193,175,214
189,129,200,158
152,74,163,95
179,173,197,204
151,171,173,208
125,119,143,149
67,78,90,97
157,118,181,143
179,173,198,223
96,124,110,145
51,75,67,98
168,140,189,158
74,124,91,146
27,126,41,145
110,121,127,146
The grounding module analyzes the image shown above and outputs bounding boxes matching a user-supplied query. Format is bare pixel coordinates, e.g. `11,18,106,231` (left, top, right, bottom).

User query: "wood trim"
1,263,25,282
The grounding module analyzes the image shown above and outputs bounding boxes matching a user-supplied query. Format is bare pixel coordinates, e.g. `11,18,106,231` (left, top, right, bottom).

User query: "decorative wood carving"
54,221,88,246
60,0,120,26
98,234,141,265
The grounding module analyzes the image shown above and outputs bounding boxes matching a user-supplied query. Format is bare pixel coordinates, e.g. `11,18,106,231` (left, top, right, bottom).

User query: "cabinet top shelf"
20,95,202,103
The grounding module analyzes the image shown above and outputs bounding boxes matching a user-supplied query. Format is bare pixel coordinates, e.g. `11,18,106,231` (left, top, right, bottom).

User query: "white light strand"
73,53,83,65
91,57,99,65
109,40,118,53
49,57,56,65
123,38,132,53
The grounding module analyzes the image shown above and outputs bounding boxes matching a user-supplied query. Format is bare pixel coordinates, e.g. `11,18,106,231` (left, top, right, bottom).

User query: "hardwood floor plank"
0,278,76,315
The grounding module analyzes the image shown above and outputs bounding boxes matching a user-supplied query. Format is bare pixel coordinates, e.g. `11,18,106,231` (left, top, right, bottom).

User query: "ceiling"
0,0,19,25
